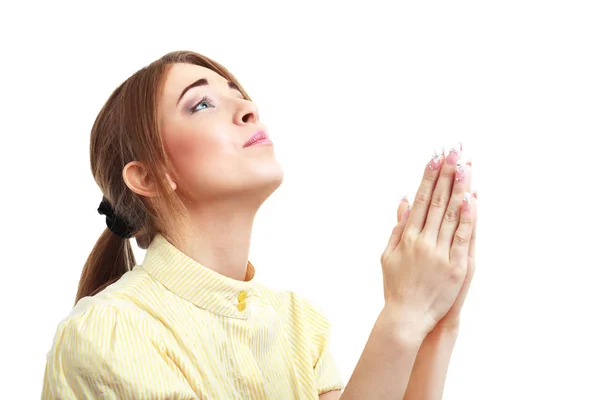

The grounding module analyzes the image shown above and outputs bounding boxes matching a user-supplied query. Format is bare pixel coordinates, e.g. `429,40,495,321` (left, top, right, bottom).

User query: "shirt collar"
140,232,258,319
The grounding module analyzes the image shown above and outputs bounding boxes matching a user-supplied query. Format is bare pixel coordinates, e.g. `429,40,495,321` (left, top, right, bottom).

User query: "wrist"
431,319,461,337
427,325,460,346
379,303,433,346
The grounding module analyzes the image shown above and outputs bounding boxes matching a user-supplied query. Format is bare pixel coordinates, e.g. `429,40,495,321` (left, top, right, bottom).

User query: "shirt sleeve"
314,340,345,394
302,298,346,394
41,305,198,400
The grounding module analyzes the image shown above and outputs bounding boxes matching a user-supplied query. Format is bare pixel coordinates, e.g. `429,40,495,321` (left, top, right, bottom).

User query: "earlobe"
166,173,177,191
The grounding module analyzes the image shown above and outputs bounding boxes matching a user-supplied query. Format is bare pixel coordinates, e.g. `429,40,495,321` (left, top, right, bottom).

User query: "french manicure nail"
462,192,472,212
455,157,467,182
446,142,462,165
427,147,445,170
401,205,411,221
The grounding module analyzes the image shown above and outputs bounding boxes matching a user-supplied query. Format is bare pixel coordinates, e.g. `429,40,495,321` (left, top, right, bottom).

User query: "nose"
234,99,259,125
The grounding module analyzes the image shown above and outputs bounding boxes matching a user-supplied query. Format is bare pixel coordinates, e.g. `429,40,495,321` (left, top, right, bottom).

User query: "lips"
243,130,270,148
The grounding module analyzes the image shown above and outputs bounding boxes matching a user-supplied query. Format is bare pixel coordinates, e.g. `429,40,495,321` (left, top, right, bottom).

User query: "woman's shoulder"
69,265,160,315
261,285,326,312
45,294,165,383
42,273,191,399
258,286,335,367
259,285,333,332
50,267,164,350
55,294,158,348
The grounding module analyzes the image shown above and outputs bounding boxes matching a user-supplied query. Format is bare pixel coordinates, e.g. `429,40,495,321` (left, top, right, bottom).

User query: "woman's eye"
190,96,215,113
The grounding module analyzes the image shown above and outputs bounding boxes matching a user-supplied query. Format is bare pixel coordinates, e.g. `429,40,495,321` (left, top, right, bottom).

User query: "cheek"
164,128,232,176
170,133,202,159
167,132,210,170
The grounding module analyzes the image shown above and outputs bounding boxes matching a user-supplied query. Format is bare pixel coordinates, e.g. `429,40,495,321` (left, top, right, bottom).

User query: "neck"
166,197,258,282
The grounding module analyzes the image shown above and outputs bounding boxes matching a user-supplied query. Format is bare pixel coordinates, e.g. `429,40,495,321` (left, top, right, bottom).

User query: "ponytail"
75,228,136,304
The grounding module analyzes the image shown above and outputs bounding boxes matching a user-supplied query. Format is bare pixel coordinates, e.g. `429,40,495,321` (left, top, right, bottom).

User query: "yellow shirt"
42,233,345,399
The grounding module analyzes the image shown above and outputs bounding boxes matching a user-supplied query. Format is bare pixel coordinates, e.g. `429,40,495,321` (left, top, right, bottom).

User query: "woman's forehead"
162,63,227,105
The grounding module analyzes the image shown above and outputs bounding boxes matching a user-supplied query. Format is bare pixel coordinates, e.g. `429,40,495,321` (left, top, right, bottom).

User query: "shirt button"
238,290,248,302
237,300,247,312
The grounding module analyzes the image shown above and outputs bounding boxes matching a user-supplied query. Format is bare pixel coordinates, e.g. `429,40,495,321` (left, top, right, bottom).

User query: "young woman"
42,50,477,399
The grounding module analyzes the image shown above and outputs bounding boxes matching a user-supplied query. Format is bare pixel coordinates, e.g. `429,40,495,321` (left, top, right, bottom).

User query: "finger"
437,159,472,250
397,196,410,223
469,192,478,260
450,192,475,266
404,146,445,235
460,195,478,301
453,193,478,313
382,198,411,262
422,143,464,240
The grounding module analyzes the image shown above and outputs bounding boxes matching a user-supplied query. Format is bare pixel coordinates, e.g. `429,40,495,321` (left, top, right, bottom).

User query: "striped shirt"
42,232,345,399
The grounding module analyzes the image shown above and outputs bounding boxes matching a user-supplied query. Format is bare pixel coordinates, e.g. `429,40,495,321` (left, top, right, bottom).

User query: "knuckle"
448,265,465,283
391,223,404,236
380,251,388,265
430,192,448,209
453,230,470,246
422,171,437,184
460,213,474,225
433,249,449,264
444,207,460,224
415,236,433,255
401,229,418,247
413,192,429,207
452,181,466,194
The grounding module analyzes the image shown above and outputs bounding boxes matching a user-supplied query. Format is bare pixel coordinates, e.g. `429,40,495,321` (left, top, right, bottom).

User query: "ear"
123,161,153,197
123,161,177,197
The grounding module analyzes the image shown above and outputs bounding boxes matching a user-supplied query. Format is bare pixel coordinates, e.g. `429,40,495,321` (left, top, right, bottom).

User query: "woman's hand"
380,144,477,338
433,190,477,332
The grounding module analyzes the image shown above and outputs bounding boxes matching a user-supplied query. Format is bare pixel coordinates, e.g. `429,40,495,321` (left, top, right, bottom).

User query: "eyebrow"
176,78,242,105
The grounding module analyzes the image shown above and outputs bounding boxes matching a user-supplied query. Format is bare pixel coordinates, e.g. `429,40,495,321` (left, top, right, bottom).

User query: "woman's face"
159,63,283,204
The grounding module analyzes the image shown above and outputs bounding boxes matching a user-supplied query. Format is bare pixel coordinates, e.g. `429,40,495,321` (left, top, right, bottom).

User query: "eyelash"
190,95,215,114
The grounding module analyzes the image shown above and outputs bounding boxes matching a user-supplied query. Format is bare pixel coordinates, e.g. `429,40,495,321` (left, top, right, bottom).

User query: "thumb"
382,197,411,263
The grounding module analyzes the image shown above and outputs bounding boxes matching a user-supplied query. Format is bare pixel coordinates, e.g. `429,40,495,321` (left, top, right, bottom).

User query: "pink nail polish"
401,205,411,221
428,148,444,170
446,144,461,165
462,192,472,213
455,159,467,182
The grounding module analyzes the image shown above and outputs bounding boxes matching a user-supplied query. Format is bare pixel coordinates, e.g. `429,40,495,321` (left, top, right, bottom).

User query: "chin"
250,157,283,182
248,163,284,201
260,163,285,190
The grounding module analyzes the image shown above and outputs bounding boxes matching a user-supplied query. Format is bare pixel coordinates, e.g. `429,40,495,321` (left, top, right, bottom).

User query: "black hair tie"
97,196,134,239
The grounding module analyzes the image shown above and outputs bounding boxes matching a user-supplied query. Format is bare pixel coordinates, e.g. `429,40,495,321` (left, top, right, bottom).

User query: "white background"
1,1,599,398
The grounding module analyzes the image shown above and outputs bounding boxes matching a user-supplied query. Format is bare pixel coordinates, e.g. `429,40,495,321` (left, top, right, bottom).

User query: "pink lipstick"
243,130,272,148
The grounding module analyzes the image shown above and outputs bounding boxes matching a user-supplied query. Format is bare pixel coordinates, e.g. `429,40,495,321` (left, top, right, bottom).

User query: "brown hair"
75,51,251,304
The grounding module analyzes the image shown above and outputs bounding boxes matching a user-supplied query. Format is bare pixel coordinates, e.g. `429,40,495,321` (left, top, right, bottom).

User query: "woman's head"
77,51,283,302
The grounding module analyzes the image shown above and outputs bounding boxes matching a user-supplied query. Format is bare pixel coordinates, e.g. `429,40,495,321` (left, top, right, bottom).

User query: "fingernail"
462,192,472,213
427,147,445,170
455,157,467,182
472,191,478,199
446,142,462,165
401,205,411,221
401,195,409,203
